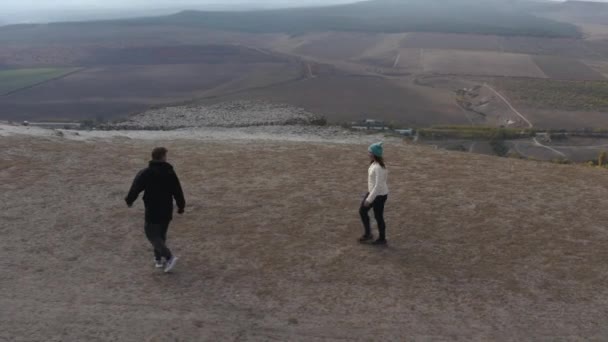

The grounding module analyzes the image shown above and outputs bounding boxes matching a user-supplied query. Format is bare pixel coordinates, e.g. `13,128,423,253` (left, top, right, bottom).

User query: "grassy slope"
0,68,78,95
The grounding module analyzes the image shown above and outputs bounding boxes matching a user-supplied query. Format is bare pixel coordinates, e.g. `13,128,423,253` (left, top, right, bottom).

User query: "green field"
494,78,608,111
418,126,535,140
0,68,78,95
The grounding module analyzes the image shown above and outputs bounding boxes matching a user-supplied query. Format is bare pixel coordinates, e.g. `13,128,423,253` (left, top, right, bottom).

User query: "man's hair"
151,147,168,161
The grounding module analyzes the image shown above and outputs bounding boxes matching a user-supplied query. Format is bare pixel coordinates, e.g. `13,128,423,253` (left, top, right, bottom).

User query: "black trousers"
144,221,172,261
359,193,388,240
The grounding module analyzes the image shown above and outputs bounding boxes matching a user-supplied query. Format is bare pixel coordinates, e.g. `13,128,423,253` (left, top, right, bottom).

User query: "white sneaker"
155,259,165,268
164,256,178,273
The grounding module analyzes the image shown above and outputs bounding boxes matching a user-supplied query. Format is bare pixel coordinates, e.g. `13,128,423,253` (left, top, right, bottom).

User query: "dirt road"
481,84,573,158
393,52,401,68
533,137,567,157
483,83,533,128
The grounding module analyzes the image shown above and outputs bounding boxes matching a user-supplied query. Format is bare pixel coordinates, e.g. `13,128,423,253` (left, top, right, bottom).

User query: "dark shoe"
358,234,374,243
372,239,387,246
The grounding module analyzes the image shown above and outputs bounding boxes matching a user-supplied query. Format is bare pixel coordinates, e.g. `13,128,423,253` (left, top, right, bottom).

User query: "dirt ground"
200,75,467,127
1,132,608,341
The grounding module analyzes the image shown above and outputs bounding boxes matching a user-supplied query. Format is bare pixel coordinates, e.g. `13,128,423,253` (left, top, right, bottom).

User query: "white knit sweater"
367,162,388,203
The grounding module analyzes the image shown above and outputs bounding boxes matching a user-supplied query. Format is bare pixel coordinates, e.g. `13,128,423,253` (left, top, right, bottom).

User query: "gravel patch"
0,123,399,145
106,101,326,130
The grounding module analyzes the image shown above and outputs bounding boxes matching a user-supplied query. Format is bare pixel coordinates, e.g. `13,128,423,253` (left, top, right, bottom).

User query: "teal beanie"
368,142,384,157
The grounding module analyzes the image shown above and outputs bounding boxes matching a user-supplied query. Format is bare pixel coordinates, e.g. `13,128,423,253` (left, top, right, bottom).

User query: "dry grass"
357,33,409,61
422,49,547,78
1,134,608,341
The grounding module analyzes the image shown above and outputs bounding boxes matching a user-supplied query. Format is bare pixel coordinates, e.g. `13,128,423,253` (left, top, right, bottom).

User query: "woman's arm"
365,164,382,205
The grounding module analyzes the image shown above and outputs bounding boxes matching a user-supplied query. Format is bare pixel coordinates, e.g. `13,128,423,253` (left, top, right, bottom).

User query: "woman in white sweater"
359,142,389,245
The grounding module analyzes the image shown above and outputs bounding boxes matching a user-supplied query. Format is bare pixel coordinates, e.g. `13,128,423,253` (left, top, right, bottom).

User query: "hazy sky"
2,0,607,24
3,0,608,12
2,0,358,11
0,0,359,23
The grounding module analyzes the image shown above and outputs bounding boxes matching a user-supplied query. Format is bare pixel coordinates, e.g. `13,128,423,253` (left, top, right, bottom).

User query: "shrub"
550,158,572,165
418,126,534,140
507,152,525,159
490,139,509,157
81,119,95,129
311,117,327,127
599,151,607,167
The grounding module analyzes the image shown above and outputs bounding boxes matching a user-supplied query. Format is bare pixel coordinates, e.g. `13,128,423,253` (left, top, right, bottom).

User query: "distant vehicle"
22,121,29,126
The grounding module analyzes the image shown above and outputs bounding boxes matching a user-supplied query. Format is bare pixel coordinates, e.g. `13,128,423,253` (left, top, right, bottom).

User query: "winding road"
393,53,401,68
482,83,572,158
483,83,533,128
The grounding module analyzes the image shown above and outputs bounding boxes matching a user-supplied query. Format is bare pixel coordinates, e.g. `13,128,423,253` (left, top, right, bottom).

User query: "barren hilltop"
1,124,607,340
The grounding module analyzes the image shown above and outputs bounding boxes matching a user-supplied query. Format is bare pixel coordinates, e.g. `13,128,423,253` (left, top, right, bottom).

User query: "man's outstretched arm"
125,170,146,207
172,171,186,214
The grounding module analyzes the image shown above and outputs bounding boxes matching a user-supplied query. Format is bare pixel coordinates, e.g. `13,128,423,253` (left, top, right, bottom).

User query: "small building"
536,132,551,142
395,129,415,136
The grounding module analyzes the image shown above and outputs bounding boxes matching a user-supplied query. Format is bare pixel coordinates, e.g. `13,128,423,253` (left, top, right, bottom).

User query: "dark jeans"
359,193,388,240
144,221,172,261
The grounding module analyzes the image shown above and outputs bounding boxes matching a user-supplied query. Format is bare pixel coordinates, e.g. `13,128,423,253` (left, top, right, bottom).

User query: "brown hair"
151,147,168,161
371,155,386,168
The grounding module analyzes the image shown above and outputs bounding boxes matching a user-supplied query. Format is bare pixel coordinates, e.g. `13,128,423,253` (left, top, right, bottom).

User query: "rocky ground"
0,123,399,145
105,101,326,130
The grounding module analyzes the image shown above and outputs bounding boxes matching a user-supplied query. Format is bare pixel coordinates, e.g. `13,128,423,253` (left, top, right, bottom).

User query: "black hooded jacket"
125,161,186,223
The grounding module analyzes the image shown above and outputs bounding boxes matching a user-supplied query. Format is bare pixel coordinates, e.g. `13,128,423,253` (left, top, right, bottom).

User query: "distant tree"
599,151,607,167
81,119,95,129
95,115,106,124
490,140,509,157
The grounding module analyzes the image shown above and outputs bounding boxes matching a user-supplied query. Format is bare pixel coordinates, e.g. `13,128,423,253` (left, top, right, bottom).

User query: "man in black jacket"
125,147,186,273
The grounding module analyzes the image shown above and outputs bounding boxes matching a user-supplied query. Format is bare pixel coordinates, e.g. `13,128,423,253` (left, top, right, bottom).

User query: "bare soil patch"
82,44,286,66
198,75,467,126
292,32,380,61
394,48,424,72
1,134,607,340
356,33,409,61
0,62,300,121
